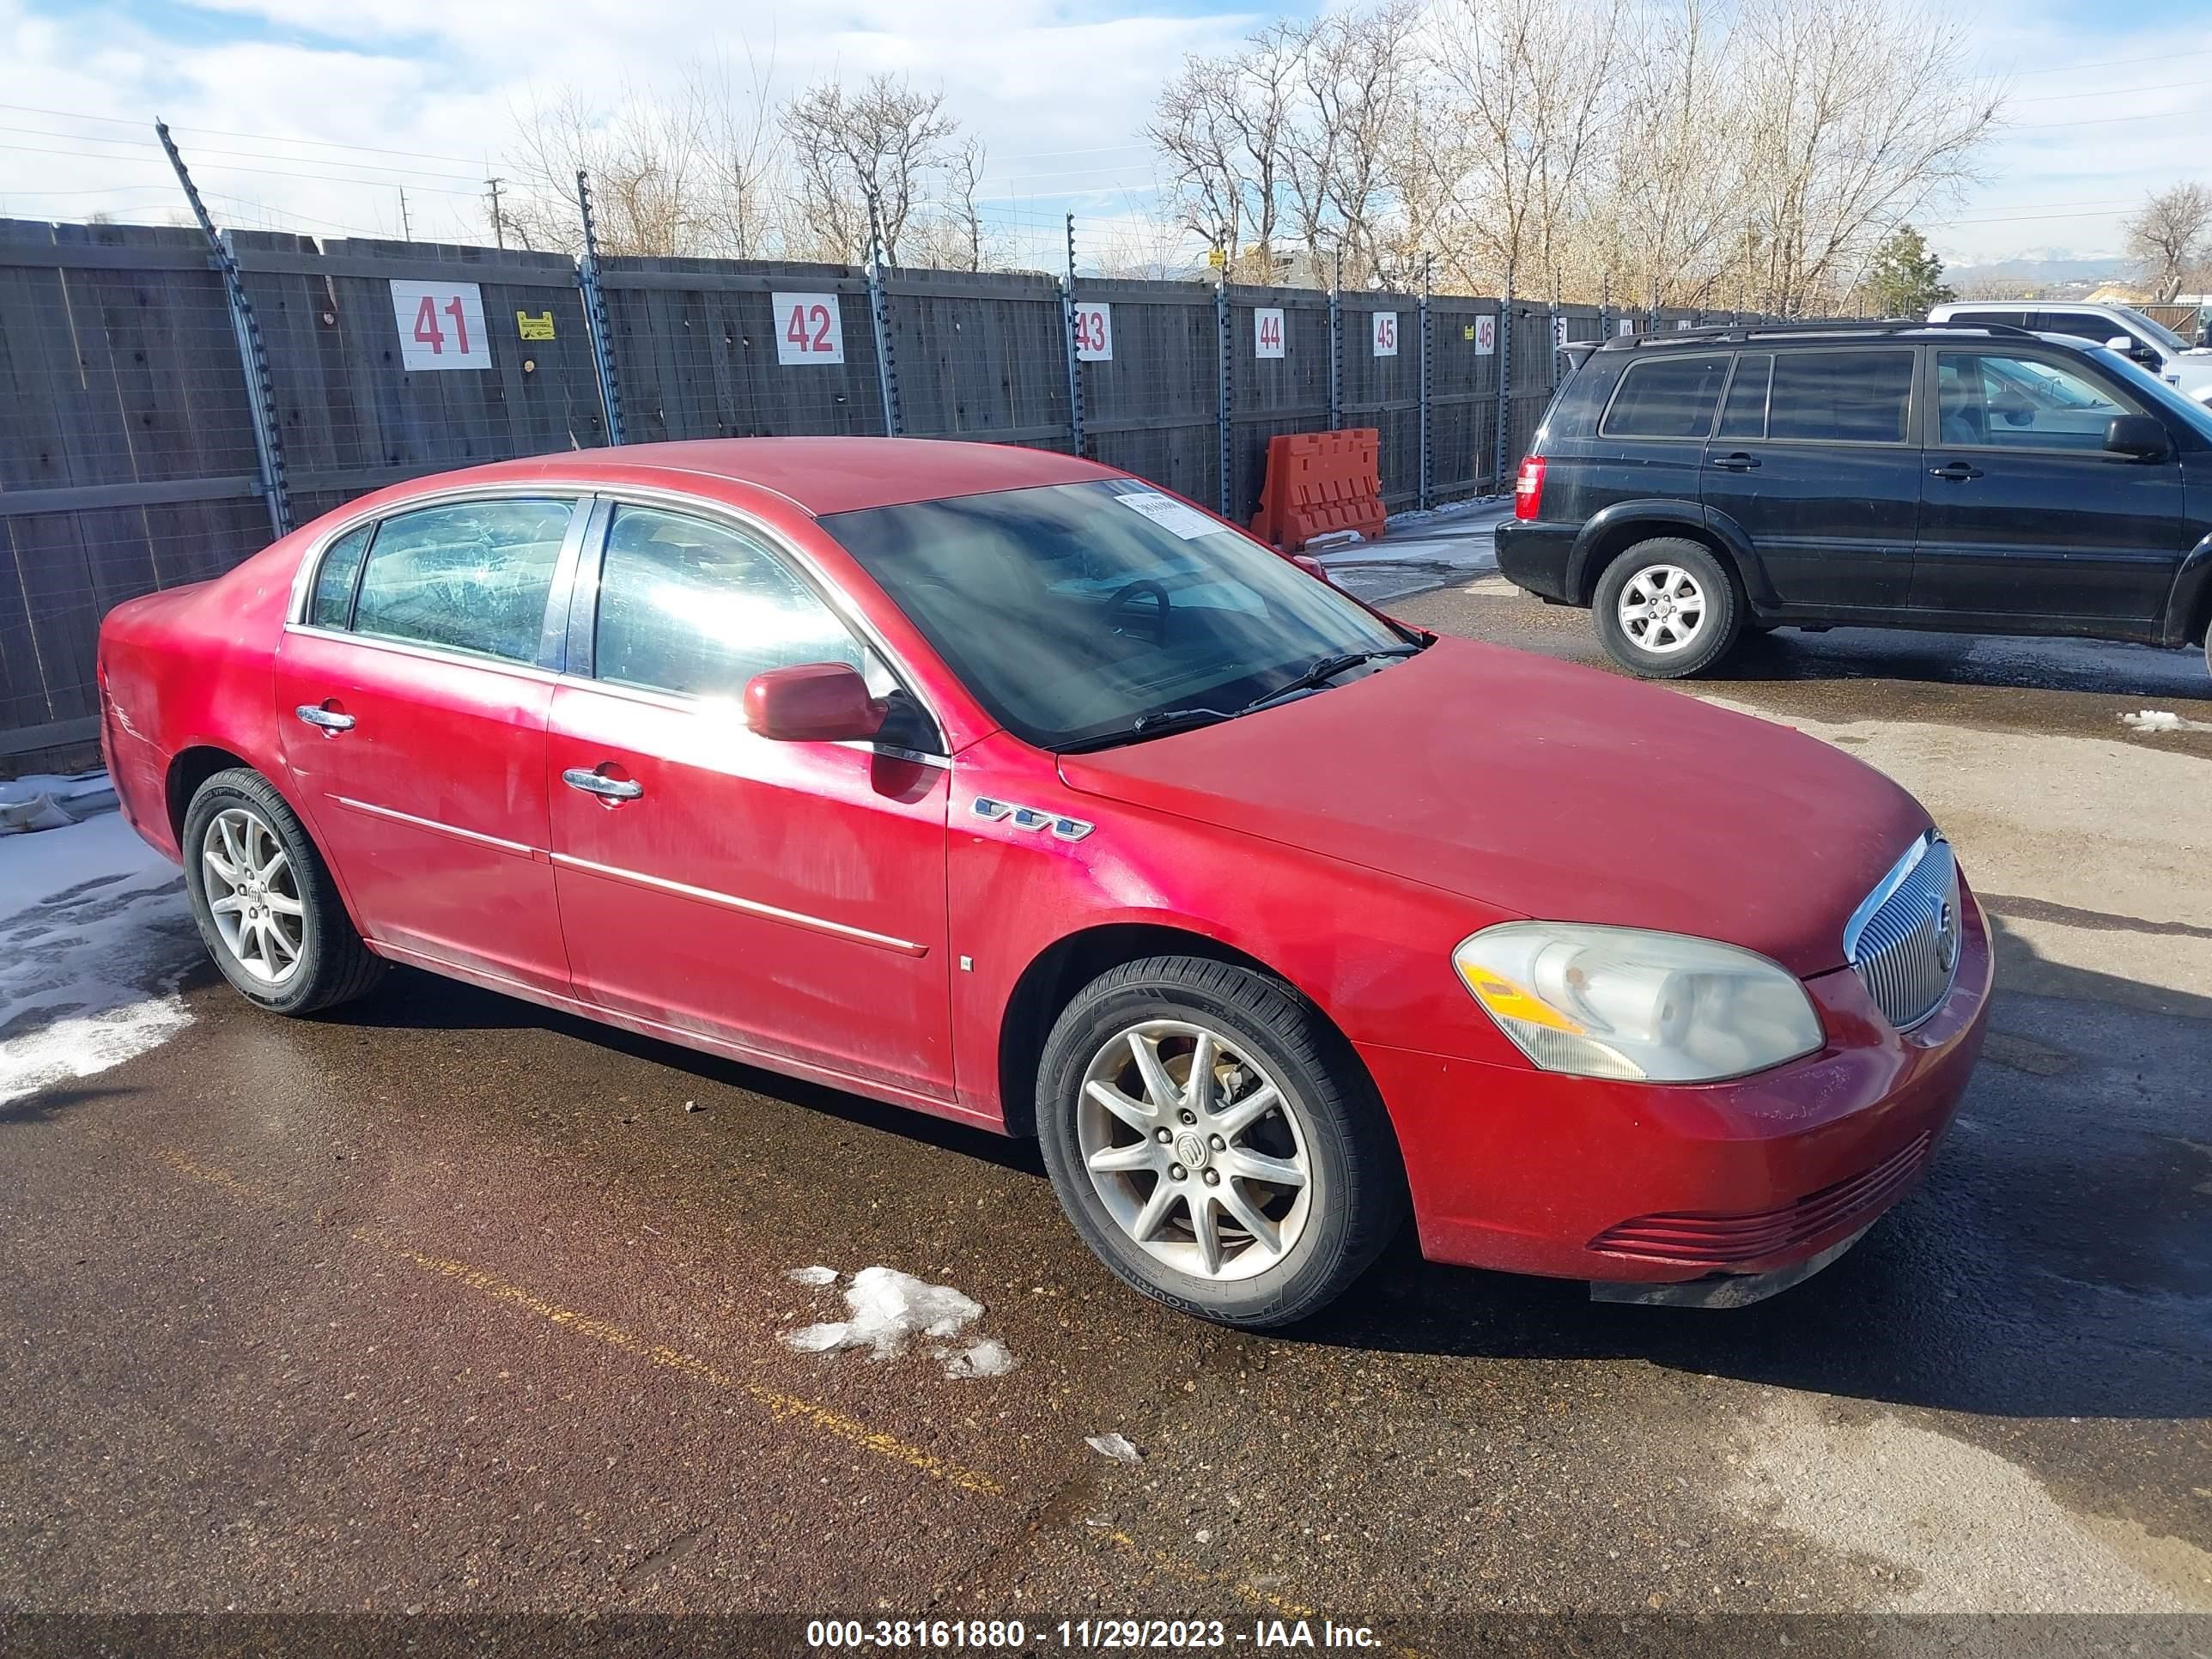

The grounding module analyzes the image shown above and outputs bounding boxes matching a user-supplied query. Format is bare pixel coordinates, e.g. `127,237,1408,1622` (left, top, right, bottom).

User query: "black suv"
1493,320,2212,678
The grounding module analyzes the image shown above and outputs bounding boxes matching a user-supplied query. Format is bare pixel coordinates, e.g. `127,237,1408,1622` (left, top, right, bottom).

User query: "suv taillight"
1513,455,1547,520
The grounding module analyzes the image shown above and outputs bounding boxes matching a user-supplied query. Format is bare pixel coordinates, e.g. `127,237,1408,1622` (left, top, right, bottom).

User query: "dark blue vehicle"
1494,320,2212,679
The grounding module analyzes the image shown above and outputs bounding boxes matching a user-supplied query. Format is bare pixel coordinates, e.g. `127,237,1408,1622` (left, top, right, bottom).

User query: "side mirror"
743,662,885,742
2105,334,2135,353
1291,553,1334,585
2104,413,2170,463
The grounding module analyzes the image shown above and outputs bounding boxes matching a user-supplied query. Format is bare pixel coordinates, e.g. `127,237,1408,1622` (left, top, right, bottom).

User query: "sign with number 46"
774,292,845,365
392,281,489,372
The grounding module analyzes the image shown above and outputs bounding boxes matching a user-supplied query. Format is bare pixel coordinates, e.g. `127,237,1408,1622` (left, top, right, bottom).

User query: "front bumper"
1360,878,1993,1289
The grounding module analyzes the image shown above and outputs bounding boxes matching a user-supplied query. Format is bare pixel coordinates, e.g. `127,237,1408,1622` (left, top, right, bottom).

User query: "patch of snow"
1086,1433,1142,1464
944,1338,1017,1379
2120,708,2212,734
0,795,76,835
0,805,198,1107
781,1264,1015,1377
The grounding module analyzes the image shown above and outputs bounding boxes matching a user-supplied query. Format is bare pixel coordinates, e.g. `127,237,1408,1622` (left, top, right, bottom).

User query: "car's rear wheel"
1036,956,1404,1328
1593,538,1742,679
182,769,383,1016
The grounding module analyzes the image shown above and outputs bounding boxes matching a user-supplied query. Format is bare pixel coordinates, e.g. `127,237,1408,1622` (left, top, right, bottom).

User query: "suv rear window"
1599,355,1730,439
1768,349,1914,444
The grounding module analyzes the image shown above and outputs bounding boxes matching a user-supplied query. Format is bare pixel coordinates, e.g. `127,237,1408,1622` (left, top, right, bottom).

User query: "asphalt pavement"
2,558,2208,1658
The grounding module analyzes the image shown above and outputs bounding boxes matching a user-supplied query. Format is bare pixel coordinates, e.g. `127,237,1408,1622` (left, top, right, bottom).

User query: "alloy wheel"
1618,564,1708,655
200,806,306,987
1076,1018,1314,1282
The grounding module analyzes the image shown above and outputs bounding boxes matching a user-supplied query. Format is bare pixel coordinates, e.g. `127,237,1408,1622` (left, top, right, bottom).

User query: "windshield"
2091,348,2212,439
823,480,1411,750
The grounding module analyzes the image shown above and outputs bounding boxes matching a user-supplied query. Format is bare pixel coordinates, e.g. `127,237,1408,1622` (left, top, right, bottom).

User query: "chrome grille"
1844,832,1960,1031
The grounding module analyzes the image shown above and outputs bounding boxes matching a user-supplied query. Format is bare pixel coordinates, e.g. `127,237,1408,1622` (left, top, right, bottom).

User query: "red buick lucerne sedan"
96,439,1990,1328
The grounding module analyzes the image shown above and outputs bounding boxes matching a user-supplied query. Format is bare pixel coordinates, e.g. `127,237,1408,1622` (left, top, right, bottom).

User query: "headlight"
1453,923,1823,1082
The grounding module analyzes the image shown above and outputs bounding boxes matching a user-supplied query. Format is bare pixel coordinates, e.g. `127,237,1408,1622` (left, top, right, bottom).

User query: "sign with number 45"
774,292,846,365
392,281,489,372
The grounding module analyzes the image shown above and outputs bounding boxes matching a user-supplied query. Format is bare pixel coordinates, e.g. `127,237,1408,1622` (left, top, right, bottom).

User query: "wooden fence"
0,217,1759,755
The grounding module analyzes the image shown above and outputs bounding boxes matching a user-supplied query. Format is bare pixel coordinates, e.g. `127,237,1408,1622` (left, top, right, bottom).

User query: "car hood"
1056,635,1932,976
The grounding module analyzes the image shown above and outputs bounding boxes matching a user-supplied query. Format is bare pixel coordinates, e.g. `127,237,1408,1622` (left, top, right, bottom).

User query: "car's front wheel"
1592,538,1743,678
1036,956,1405,1328
181,768,383,1016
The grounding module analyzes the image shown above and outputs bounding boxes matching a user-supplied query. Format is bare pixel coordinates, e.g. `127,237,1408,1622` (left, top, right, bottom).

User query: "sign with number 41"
392,281,489,372
774,292,846,365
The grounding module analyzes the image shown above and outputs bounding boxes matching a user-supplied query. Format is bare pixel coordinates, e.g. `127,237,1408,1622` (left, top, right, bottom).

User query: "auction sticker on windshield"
1113,491,1226,540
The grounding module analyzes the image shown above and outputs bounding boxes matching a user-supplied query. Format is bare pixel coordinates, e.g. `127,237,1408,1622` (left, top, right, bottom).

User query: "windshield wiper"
1238,644,1424,717
1055,706,1233,754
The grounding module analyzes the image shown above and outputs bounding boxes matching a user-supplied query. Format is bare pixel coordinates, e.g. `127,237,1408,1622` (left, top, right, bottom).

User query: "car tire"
1036,955,1406,1329
181,768,384,1016
1593,538,1743,679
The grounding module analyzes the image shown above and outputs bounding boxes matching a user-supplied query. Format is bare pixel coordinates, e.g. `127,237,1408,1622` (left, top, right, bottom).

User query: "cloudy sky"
1,0,2206,276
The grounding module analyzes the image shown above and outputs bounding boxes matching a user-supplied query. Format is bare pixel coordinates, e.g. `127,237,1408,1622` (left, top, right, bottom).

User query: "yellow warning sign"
516,310,556,341
1463,325,1477,341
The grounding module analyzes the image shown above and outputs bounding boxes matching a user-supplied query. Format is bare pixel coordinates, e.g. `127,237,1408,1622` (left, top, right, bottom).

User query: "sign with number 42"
774,292,845,365
392,281,489,371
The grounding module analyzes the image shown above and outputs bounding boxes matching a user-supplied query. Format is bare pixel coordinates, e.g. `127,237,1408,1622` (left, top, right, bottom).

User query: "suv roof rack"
1597,318,2043,350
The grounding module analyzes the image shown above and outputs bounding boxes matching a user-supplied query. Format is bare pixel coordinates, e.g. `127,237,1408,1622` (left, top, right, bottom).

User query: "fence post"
156,120,290,538
1214,273,1232,518
1060,213,1085,456
1492,263,1514,491
1547,283,1562,392
1417,253,1431,512
1327,252,1342,433
1599,272,1611,343
865,193,902,436
575,170,626,446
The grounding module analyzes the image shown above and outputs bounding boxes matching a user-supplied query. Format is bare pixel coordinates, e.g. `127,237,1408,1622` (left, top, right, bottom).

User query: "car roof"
392,437,1118,517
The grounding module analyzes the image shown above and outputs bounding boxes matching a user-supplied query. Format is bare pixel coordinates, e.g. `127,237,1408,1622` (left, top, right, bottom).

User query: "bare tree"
1425,0,1628,294
504,59,783,258
1150,46,1291,275
781,75,960,264
1282,3,1419,286
1729,0,1998,314
2124,182,2212,303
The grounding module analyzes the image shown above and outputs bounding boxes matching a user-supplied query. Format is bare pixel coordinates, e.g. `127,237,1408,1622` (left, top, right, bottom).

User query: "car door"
547,499,954,1102
1698,345,1922,610
274,494,584,994
1912,347,2187,626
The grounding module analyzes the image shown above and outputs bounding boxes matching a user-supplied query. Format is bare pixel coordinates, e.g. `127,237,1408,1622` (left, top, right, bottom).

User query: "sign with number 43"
392,281,489,372
774,292,846,366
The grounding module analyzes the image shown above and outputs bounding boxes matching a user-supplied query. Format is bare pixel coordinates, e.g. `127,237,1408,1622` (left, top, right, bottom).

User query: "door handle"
1710,453,1761,471
294,703,355,732
562,767,643,802
1929,462,1984,482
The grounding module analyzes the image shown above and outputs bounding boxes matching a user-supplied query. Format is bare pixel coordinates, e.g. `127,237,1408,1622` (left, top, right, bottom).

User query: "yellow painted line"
131,1139,1011,1499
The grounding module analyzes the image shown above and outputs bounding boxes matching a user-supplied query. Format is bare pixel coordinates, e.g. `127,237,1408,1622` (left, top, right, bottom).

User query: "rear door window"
1948,309,2028,330
1599,355,1730,440
1767,349,1915,444
349,499,574,664
1716,353,1772,439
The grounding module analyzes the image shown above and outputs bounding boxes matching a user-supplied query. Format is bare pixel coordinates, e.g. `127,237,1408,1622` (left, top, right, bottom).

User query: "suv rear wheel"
1593,538,1743,679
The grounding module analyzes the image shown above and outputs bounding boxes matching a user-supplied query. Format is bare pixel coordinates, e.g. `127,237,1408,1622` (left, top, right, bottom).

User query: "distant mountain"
1939,253,2130,287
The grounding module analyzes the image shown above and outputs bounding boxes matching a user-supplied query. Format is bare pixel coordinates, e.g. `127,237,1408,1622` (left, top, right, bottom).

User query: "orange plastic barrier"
1249,428,1386,553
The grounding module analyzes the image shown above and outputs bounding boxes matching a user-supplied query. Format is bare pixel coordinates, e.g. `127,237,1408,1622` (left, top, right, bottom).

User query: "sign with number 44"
774,292,845,365
392,281,489,372
1254,307,1285,360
